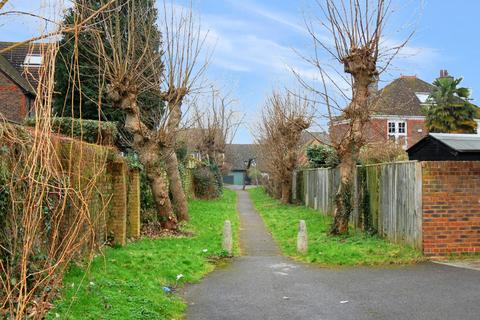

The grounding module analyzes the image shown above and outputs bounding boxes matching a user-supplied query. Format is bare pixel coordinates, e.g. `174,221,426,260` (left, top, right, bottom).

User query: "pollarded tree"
256,90,312,204
158,2,209,221
193,88,243,166
298,0,412,235
78,0,179,229
54,0,165,153
424,76,478,133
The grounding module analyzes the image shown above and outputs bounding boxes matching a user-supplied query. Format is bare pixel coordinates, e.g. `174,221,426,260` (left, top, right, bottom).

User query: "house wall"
422,161,480,256
406,119,428,147
330,117,428,149
0,70,29,123
223,170,245,185
331,119,386,146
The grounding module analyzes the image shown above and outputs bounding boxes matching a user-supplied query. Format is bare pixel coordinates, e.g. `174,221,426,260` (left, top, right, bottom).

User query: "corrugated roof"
430,133,480,152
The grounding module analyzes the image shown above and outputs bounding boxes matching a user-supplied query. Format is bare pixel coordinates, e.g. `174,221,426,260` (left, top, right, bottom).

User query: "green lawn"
248,188,424,266
48,189,238,320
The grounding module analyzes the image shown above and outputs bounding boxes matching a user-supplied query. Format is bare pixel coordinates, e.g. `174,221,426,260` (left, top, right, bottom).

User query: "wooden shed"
407,133,480,161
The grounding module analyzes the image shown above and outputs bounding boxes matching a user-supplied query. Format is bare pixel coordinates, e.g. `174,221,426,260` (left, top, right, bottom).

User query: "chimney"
439,69,450,78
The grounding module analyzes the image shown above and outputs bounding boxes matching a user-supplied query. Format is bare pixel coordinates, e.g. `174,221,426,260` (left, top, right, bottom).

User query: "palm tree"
424,76,478,133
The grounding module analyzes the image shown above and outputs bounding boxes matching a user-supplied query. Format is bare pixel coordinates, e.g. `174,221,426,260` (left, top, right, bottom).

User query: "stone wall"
422,161,480,256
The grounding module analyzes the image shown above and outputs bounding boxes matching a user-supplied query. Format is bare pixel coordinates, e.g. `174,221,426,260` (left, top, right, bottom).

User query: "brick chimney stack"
439,69,449,78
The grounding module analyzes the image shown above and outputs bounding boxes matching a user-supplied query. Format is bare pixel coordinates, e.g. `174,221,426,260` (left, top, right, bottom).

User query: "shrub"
306,144,339,168
192,165,221,199
25,117,118,145
247,167,262,185
359,141,407,165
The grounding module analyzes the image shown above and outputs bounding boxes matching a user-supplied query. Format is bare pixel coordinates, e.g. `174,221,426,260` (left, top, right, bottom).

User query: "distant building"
0,42,48,123
330,70,478,149
408,133,480,161
223,144,262,185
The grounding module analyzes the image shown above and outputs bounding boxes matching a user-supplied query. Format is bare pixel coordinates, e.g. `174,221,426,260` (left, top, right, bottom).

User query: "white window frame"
23,54,42,67
387,120,407,148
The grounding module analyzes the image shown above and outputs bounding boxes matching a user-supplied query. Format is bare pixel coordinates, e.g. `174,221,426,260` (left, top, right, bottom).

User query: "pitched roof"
224,144,263,171
300,131,330,145
370,76,435,117
427,133,480,152
0,54,34,94
0,41,50,93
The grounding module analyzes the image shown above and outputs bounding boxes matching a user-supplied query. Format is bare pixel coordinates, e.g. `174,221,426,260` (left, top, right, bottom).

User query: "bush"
306,144,339,168
192,165,222,199
247,167,262,185
25,117,118,145
359,141,408,165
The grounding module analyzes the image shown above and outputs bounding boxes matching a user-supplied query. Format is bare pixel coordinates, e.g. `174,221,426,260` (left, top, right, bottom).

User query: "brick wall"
331,118,429,149
331,119,386,145
406,119,427,148
422,161,480,256
127,169,141,238
0,71,29,122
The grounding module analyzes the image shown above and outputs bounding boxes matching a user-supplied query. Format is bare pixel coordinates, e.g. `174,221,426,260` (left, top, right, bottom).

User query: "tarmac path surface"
184,189,480,320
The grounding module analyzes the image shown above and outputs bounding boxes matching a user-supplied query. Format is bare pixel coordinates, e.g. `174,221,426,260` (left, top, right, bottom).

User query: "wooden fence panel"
294,161,422,249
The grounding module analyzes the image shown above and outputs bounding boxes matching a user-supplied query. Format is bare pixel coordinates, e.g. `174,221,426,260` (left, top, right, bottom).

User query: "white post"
222,220,233,255
297,220,308,254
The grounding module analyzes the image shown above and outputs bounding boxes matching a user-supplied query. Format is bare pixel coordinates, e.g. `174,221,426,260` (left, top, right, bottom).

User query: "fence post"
222,220,233,255
297,220,308,253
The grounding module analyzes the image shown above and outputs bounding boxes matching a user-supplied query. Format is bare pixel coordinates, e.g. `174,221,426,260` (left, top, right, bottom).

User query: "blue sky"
1,0,480,143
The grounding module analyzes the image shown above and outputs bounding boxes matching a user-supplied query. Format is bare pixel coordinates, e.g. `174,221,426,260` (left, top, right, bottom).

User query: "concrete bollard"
222,220,233,255
297,220,308,254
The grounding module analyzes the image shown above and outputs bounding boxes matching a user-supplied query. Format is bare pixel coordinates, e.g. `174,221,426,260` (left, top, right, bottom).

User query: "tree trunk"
330,74,370,235
119,94,179,230
145,166,178,230
164,146,189,221
281,182,291,204
163,99,189,222
330,155,355,235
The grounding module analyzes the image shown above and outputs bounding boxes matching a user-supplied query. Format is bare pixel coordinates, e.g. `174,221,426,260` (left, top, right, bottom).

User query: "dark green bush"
25,117,118,145
306,144,339,168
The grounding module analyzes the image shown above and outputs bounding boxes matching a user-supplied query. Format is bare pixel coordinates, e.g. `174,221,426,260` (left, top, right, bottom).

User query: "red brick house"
0,42,47,123
330,72,475,149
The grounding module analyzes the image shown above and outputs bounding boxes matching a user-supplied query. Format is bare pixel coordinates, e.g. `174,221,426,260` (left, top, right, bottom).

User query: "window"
23,54,42,66
387,120,407,148
388,122,396,133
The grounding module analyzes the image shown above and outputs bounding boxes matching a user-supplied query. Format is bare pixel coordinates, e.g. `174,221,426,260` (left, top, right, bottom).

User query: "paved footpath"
184,190,480,320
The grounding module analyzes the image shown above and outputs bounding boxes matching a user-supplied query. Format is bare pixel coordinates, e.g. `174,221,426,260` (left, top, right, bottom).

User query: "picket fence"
293,161,422,249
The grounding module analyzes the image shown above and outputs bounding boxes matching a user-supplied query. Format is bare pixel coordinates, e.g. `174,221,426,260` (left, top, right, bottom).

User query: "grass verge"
248,188,424,267
48,189,238,320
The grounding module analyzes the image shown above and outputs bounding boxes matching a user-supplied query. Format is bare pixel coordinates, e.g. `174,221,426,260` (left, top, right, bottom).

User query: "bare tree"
158,1,209,221
255,90,312,204
193,88,243,167
299,0,411,234
83,0,179,229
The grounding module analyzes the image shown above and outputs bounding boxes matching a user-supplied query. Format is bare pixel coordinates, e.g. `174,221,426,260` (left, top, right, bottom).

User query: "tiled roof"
370,76,435,116
224,144,264,171
0,54,34,94
0,41,50,92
